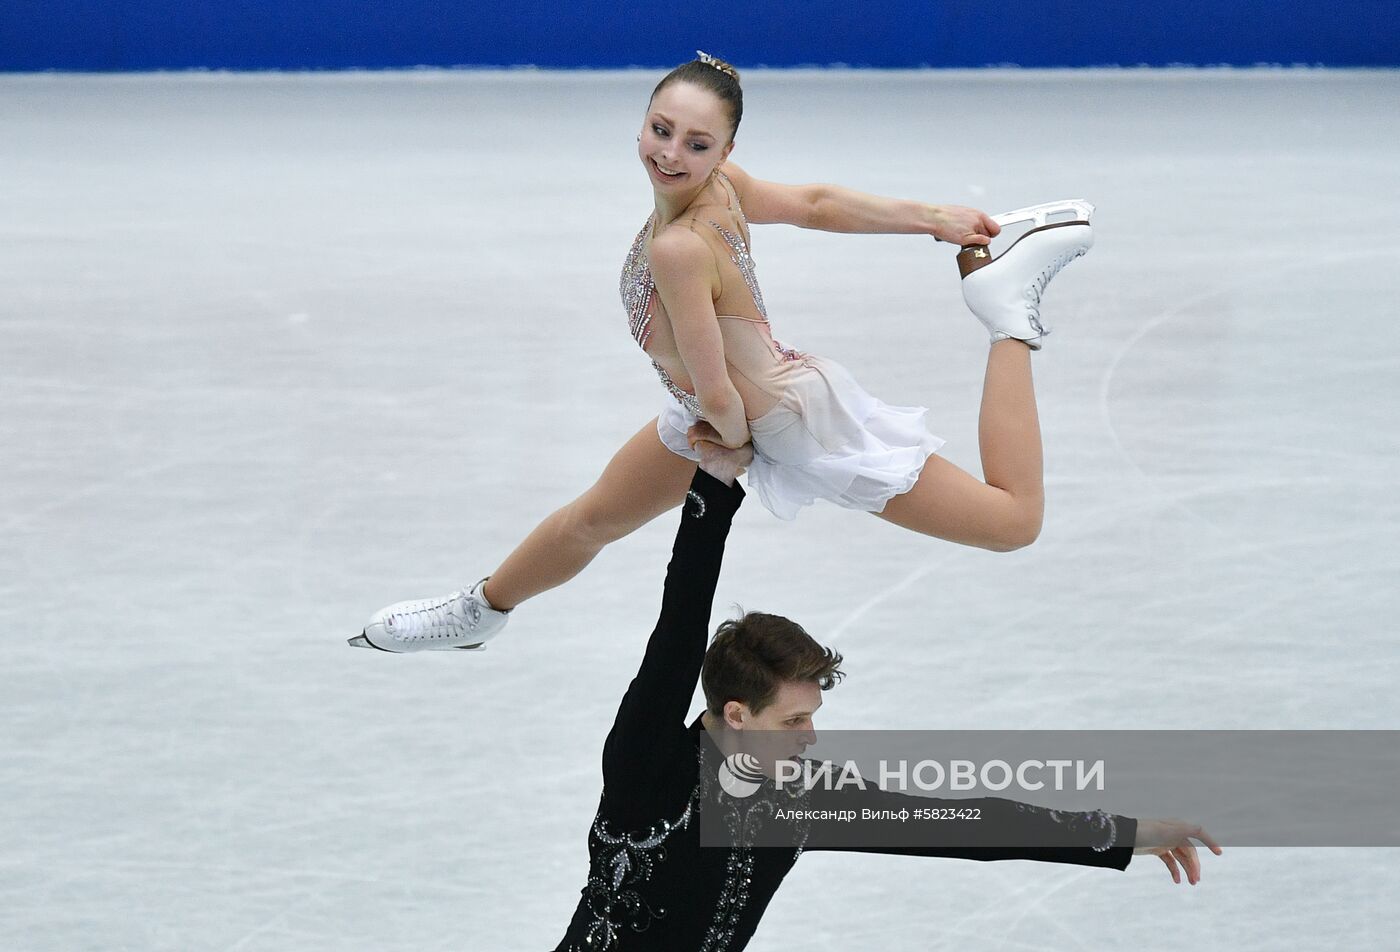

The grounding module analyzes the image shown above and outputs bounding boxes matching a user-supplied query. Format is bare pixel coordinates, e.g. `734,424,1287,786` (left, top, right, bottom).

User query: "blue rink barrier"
3,0,1397,71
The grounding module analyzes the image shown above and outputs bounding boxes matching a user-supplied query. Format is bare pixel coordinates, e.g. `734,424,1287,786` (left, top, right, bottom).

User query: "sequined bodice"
621,214,769,351
620,214,661,351
619,174,801,418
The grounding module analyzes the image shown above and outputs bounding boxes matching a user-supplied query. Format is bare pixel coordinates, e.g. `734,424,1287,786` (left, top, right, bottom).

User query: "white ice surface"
3,69,1399,951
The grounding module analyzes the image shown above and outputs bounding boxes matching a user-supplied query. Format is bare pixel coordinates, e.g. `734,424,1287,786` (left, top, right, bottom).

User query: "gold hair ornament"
695,50,737,80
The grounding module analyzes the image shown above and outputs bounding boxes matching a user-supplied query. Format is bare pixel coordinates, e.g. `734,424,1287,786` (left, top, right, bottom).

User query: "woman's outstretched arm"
720,160,1000,245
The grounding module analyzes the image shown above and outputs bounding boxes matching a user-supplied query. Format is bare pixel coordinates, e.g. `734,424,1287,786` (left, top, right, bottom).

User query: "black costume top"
555,471,1136,951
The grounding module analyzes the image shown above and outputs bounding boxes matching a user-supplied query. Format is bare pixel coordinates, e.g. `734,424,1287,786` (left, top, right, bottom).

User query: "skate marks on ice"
3,70,1400,951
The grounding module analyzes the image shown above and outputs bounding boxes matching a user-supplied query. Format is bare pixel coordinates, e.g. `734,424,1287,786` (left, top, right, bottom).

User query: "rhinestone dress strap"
621,213,658,350
703,220,804,363
704,223,767,321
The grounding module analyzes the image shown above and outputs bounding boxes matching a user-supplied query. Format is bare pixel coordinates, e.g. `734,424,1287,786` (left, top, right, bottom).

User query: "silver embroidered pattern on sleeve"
1013,803,1120,852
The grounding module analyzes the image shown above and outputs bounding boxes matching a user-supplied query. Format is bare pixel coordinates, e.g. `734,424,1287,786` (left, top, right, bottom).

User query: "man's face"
733,679,822,767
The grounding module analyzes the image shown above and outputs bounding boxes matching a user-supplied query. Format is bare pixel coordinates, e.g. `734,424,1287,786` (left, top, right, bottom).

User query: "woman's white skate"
349,578,509,652
957,199,1094,350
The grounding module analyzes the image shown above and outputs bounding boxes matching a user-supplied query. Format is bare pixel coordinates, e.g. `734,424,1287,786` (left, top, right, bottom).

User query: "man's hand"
687,419,749,451
688,423,753,487
1133,818,1223,885
929,205,1001,247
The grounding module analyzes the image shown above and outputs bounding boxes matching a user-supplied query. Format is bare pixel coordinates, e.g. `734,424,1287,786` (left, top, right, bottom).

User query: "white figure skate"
957,199,1095,350
349,578,509,652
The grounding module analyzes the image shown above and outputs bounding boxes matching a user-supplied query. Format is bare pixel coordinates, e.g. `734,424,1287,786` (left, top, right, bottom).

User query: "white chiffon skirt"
657,355,944,521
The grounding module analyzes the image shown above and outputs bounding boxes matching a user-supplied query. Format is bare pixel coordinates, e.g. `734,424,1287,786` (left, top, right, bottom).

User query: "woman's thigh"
873,453,1041,551
571,417,699,540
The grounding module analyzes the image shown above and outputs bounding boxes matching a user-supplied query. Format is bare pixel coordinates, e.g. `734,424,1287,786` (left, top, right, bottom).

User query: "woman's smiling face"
639,81,734,188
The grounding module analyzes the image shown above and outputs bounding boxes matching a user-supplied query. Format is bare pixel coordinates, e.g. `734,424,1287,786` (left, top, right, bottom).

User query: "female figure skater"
351,52,1097,653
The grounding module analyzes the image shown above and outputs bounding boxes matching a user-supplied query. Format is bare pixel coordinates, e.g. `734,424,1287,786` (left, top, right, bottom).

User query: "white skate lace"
388,592,481,643
1023,246,1088,333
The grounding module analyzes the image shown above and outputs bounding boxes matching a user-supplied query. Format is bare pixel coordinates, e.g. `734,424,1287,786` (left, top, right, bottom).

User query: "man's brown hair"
701,610,844,716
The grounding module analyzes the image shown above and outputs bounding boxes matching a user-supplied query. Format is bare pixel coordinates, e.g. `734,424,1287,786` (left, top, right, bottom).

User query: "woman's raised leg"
355,419,694,652
875,339,1044,552
483,417,698,610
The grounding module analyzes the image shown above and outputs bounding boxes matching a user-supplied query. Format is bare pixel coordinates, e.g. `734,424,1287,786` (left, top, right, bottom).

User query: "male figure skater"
556,441,1220,950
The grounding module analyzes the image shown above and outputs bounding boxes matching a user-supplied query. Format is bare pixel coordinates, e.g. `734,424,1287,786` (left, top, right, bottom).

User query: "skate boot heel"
352,578,509,653
958,199,1095,350
956,243,996,279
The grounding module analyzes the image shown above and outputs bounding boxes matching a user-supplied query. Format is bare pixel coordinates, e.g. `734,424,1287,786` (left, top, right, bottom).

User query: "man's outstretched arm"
803,783,1139,871
802,781,1221,881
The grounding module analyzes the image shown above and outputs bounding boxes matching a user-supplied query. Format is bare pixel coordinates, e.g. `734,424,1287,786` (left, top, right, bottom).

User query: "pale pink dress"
619,171,943,520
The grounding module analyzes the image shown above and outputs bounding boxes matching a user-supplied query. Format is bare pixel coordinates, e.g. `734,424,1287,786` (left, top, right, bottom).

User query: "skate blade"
958,201,1094,279
347,633,487,652
991,198,1094,231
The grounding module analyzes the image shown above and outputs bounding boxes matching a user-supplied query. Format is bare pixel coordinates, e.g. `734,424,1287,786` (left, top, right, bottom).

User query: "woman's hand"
929,204,1001,246
1133,818,1223,885
687,423,754,487
687,421,748,451
693,440,754,488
